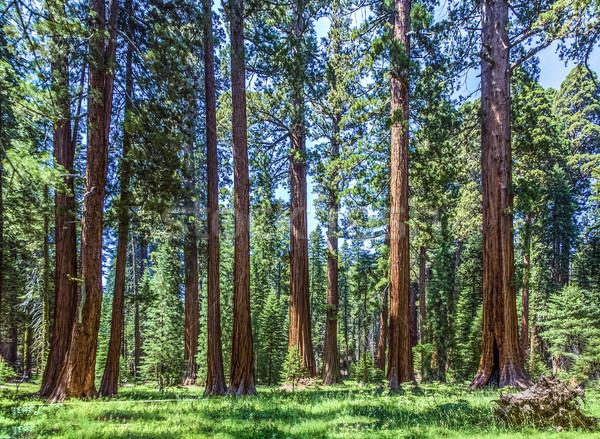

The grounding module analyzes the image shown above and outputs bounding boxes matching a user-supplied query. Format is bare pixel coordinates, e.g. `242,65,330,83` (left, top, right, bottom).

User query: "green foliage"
282,345,307,391
141,241,184,389
350,354,384,385
256,294,287,385
539,286,600,381
0,358,16,385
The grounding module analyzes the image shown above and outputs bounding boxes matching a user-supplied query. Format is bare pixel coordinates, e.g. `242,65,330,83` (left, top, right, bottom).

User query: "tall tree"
470,0,529,389
204,0,226,396
387,0,415,390
99,0,134,396
39,0,79,398
50,0,119,401
228,0,256,396
288,0,316,378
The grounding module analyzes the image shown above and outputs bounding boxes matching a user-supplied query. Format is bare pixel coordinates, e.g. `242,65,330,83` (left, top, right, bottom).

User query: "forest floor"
1,381,599,438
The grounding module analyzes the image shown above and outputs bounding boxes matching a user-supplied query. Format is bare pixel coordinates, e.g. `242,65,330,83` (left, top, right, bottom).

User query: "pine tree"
142,242,184,389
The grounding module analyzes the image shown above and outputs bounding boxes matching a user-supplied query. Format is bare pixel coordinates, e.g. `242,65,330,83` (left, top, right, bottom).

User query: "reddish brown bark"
376,229,390,371
386,0,415,391
39,21,78,397
99,4,133,395
288,0,316,378
228,0,256,396
471,0,530,390
203,0,226,396
520,215,531,360
322,114,342,385
49,0,118,402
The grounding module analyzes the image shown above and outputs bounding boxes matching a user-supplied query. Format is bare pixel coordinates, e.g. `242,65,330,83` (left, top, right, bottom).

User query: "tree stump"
493,375,598,430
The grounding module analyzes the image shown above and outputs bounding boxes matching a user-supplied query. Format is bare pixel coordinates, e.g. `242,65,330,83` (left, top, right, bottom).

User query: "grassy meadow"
1,382,599,438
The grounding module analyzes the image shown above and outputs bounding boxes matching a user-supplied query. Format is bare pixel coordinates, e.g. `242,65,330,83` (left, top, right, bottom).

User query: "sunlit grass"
1,381,599,438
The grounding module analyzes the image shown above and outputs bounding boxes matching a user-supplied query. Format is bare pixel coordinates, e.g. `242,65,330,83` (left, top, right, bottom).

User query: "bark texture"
99,3,133,395
386,0,415,390
228,0,256,396
471,0,530,390
49,0,118,402
322,115,342,385
288,0,316,378
39,22,78,397
204,0,226,396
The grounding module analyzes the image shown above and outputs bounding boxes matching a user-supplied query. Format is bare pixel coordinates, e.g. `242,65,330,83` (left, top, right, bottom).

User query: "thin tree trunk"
471,0,530,390
39,9,78,395
99,3,133,394
204,0,226,396
520,214,531,359
132,238,141,376
183,149,199,385
322,107,342,385
409,282,418,347
49,0,118,402
288,0,316,378
387,0,415,390
376,228,390,371
228,0,256,396
418,246,427,379
42,186,51,357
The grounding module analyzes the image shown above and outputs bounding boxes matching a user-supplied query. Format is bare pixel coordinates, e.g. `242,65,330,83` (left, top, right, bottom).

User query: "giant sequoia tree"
287,0,316,378
228,0,256,396
50,0,118,401
387,0,415,390
471,0,529,389
39,0,78,398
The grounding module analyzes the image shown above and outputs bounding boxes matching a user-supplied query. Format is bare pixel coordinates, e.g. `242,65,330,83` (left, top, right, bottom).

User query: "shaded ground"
1,381,599,438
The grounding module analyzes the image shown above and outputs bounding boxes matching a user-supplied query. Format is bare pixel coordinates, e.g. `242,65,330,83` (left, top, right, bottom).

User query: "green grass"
1,381,599,438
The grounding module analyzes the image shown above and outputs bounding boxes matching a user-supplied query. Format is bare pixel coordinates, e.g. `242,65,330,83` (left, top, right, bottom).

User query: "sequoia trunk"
228,0,256,396
386,0,415,390
99,2,133,395
39,16,78,397
288,0,316,378
49,0,118,402
204,0,226,396
471,0,530,390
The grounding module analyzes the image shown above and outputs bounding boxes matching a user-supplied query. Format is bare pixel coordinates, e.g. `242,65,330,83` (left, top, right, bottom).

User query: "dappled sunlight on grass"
1,382,599,438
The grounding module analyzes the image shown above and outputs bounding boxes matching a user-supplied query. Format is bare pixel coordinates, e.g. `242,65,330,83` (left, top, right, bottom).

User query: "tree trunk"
99,4,133,394
204,0,226,396
409,282,418,347
386,0,415,390
49,0,118,402
39,20,78,396
322,108,342,385
42,186,51,357
183,149,199,385
376,228,390,371
471,0,530,390
288,0,316,378
418,246,427,379
520,214,531,360
228,0,256,396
